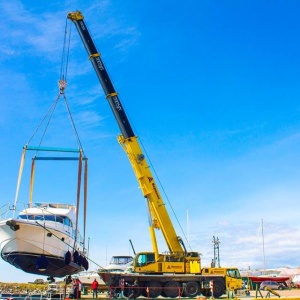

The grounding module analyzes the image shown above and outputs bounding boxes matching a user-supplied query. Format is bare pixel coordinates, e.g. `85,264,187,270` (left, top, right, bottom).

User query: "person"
126,280,139,300
119,278,125,298
72,277,82,299
211,259,215,268
91,278,99,298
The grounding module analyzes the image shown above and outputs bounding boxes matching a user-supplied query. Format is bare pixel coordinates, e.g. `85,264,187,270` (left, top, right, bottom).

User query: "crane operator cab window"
136,253,155,267
226,268,241,279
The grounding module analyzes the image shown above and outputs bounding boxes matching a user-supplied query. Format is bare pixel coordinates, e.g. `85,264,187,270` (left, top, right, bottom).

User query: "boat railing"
35,202,76,210
0,201,30,220
0,203,10,220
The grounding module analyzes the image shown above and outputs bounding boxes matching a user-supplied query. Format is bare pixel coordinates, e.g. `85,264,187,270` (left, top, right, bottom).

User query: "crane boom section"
118,134,184,254
68,11,184,255
67,11,134,139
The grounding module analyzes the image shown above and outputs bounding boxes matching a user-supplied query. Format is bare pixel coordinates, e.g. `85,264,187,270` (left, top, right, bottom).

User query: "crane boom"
67,11,187,260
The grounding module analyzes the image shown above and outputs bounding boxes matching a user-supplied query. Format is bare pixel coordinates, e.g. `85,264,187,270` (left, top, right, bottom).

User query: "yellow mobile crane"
67,11,242,298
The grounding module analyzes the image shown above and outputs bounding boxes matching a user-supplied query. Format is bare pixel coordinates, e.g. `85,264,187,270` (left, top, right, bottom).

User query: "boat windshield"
227,268,242,279
18,214,72,226
109,256,133,265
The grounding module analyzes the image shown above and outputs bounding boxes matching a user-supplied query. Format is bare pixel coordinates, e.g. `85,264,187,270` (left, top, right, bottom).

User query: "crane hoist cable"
60,17,72,83
26,18,84,157
58,20,88,250
14,18,88,249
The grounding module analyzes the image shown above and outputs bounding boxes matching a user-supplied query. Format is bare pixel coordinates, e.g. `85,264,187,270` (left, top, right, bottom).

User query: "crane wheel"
212,280,224,298
143,280,162,298
163,281,181,298
184,281,200,297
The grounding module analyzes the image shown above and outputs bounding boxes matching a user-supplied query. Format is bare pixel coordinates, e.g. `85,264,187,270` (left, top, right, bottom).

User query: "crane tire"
163,281,181,298
143,280,162,298
184,281,200,297
212,280,225,298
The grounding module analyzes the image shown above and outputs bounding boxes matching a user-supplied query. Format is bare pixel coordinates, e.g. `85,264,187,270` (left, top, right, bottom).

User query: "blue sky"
1,0,300,283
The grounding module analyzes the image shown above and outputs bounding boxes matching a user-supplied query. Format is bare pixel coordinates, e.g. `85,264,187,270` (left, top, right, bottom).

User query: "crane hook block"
58,79,67,93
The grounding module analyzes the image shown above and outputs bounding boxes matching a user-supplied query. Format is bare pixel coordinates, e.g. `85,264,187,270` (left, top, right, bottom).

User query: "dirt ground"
238,289,300,299
81,288,300,299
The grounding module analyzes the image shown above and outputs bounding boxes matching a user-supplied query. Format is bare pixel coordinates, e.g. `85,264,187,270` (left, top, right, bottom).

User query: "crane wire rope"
26,19,70,150
142,139,193,251
59,19,88,251
26,19,85,157
59,18,85,156
25,97,60,150
25,20,88,254
60,18,72,82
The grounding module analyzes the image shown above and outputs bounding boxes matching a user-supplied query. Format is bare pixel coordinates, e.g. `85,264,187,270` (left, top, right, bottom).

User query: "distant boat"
248,276,290,283
292,274,300,288
77,270,104,286
0,202,88,277
103,255,134,272
97,255,135,287
78,255,133,286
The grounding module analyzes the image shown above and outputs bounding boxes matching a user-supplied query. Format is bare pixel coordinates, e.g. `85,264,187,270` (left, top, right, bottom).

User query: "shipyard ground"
0,286,299,300
80,289,300,300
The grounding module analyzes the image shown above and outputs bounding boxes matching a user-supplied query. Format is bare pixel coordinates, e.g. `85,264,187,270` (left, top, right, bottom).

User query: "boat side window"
55,216,64,224
18,214,34,220
18,214,27,219
17,214,72,227
44,215,55,221
63,217,72,227
52,215,72,227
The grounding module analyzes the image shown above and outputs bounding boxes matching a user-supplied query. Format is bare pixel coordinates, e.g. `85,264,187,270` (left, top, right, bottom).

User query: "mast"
261,219,266,272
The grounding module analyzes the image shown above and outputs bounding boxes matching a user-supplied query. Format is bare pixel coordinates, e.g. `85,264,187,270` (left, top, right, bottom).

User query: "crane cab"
134,252,201,274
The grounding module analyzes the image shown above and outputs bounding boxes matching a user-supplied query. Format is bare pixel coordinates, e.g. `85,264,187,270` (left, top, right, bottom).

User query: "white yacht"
0,202,88,277
104,255,133,272
77,270,105,286
78,255,133,286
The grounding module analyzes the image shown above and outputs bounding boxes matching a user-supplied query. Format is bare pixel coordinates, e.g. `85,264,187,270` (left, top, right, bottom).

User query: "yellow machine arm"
68,11,185,258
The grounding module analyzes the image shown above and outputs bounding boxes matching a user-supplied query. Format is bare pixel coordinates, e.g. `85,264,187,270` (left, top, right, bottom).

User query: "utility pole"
212,236,220,267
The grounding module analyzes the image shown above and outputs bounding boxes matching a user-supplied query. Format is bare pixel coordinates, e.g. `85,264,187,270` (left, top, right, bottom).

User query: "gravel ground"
81,289,300,299
246,289,300,298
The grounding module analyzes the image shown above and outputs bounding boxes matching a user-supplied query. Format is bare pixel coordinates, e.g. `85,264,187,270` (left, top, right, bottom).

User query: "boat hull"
248,276,290,283
2,251,82,277
0,216,85,277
